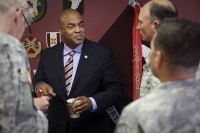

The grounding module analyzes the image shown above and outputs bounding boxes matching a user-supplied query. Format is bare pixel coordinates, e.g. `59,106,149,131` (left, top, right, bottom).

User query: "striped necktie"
64,50,75,93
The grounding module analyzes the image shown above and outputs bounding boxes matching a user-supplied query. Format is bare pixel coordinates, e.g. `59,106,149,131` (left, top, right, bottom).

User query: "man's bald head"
145,0,176,10
144,0,178,21
137,0,178,42
59,9,81,27
58,9,85,49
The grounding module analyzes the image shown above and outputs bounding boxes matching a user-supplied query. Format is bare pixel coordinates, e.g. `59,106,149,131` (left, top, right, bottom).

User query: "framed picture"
27,0,47,22
63,0,84,15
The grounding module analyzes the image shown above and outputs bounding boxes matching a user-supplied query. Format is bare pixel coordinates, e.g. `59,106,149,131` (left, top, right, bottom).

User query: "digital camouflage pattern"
140,55,200,97
0,32,48,133
140,55,160,97
196,65,200,80
115,79,200,133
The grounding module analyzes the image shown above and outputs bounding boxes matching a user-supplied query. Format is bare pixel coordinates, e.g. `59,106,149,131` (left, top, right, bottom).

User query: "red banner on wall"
132,3,142,100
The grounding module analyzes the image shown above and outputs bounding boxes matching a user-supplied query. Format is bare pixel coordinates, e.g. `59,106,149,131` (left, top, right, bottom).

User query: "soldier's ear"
15,8,23,22
153,19,160,31
155,51,163,69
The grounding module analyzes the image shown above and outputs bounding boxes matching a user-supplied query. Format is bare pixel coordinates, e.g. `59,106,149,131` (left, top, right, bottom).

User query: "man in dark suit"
32,9,123,133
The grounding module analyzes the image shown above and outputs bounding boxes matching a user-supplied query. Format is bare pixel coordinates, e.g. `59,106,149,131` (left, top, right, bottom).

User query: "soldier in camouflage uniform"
138,0,200,98
137,0,178,97
0,0,48,132
115,18,200,133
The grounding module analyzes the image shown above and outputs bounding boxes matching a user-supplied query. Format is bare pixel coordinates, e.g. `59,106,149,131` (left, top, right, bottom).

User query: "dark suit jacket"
32,39,123,133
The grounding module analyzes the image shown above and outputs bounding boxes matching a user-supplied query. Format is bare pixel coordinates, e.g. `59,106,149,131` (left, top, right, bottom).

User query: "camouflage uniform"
0,32,48,133
140,55,200,97
140,55,160,97
115,79,200,133
196,64,200,80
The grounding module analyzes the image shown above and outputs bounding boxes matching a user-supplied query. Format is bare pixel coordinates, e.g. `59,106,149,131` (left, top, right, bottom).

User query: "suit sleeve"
92,48,123,110
32,51,46,90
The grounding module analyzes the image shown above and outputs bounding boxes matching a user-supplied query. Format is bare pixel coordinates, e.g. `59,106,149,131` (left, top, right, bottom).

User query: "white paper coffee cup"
67,98,80,118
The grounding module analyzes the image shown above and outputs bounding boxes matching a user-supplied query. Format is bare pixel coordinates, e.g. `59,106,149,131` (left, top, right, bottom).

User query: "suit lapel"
55,43,68,96
70,40,93,92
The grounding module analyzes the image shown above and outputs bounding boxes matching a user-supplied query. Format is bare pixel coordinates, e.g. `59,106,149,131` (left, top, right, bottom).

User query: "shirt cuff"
89,97,97,112
35,82,46,93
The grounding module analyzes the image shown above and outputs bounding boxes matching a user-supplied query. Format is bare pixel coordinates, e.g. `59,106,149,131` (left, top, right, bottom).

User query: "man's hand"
36,83,56,97
34,96,50,113
73,96,93,114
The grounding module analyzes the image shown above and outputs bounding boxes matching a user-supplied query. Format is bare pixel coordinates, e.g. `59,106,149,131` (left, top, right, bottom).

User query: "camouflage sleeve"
0,52,18,132
196,63,200,80
0,43,48,133
115,104,142,133
35,106,48,133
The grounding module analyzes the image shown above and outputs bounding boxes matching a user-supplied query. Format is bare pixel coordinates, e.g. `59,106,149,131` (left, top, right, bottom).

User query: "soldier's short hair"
0,0,33,23
154,18,200,69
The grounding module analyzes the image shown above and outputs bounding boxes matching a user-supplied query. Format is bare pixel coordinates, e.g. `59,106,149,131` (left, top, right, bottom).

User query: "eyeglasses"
22,12,31,37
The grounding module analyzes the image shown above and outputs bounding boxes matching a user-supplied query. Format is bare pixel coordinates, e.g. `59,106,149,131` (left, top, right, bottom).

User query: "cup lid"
67,98,75,103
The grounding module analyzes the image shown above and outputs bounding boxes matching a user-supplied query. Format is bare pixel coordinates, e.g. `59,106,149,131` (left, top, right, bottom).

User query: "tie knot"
69,50,75,57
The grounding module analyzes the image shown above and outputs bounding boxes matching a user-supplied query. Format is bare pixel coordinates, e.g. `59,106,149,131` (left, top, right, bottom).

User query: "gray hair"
0,0,33,23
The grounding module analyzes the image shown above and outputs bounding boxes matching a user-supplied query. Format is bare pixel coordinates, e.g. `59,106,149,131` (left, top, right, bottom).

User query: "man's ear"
58,26,63,35
58,28,61,34
153,19,160,31
14,8,23,24
155,51,163,69
58,27,64,41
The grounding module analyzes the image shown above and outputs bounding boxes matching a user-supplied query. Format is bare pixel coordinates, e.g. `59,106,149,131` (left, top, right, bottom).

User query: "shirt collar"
63,43,83,56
